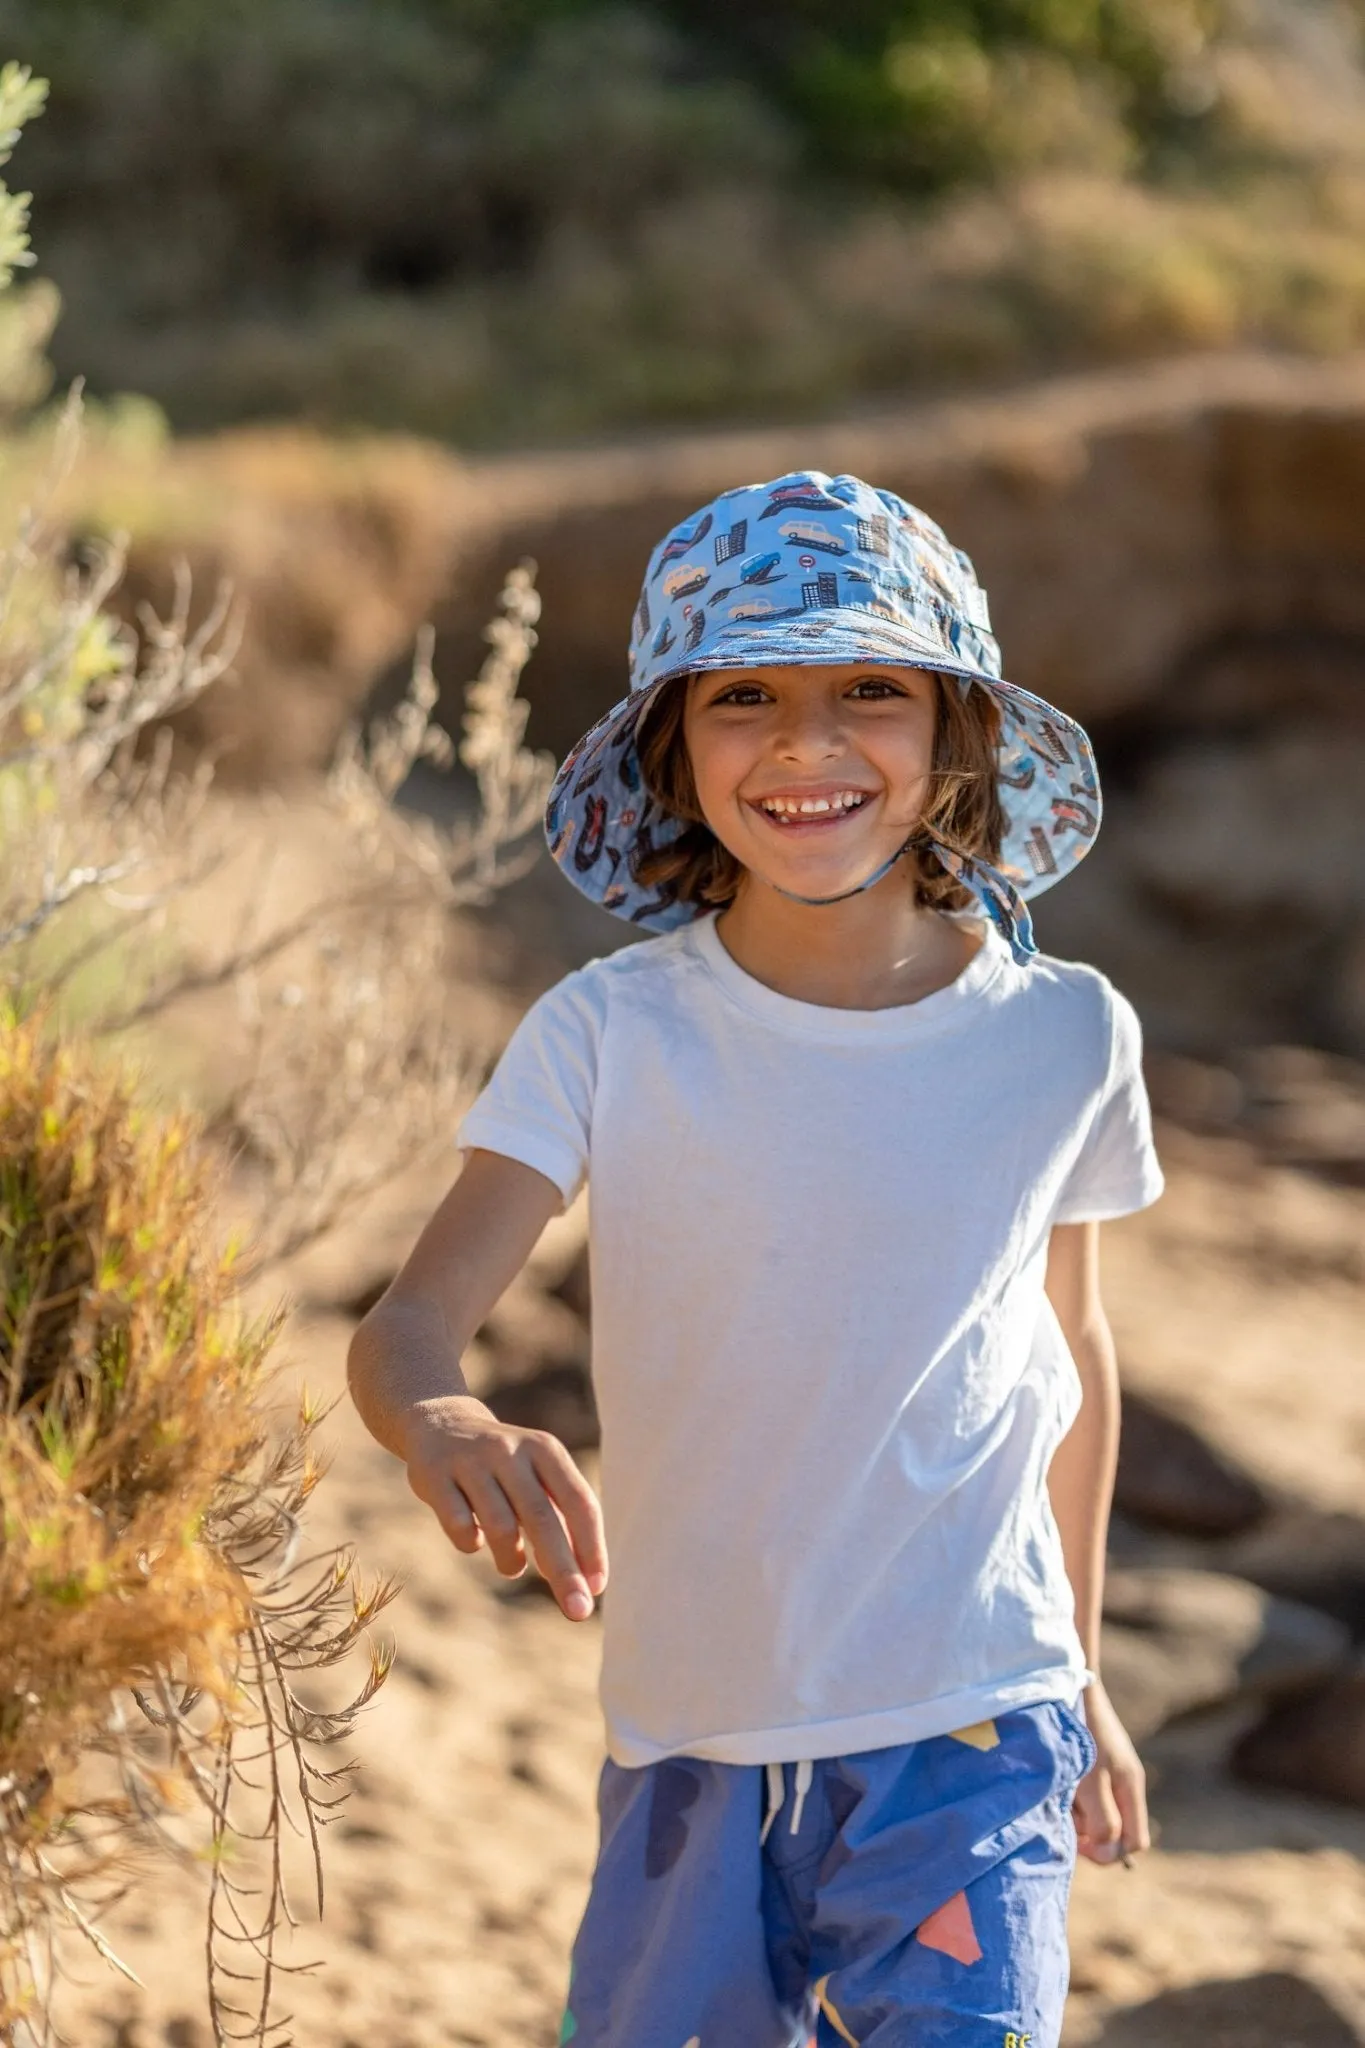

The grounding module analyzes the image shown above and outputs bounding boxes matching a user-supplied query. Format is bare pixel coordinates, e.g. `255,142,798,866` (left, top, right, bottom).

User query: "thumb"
1073,1765,1124,1866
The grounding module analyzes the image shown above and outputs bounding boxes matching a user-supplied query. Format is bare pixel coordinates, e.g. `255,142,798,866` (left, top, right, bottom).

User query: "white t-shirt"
457,912,1163,1768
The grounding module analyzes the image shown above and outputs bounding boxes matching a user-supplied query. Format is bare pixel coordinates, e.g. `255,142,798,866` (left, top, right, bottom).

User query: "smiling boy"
347,472,1162,2047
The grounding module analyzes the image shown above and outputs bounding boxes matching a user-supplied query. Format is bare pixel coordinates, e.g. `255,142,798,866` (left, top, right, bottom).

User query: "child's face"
682,661,938,905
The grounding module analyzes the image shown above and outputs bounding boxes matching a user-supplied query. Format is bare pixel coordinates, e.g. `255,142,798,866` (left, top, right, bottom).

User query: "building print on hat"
544,469,1102,963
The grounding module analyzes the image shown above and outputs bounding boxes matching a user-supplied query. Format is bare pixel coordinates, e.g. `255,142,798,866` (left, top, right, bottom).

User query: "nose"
772,693,843,762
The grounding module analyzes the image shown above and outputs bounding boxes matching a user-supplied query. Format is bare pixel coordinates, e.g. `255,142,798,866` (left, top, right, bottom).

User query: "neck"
714,869,983,1011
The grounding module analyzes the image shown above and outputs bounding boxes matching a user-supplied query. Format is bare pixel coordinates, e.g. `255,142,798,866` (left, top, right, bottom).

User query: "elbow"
1074,1312,1118,1370
1066,1316,1120,1407
345,1297,395,1412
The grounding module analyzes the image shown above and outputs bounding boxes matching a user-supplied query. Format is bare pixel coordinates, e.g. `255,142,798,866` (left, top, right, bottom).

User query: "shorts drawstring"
759,1757,815,1845
789,1757,813,1835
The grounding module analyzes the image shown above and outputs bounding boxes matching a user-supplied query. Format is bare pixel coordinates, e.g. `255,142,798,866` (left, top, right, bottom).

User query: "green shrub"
0,1001,395,2039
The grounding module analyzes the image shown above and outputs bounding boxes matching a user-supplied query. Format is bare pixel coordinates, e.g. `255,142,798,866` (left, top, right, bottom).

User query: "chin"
764,863,866,900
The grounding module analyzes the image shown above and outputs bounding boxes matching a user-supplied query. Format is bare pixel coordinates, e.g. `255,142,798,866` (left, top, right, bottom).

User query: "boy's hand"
400,1393,608,1622
1074,1679,1150,1866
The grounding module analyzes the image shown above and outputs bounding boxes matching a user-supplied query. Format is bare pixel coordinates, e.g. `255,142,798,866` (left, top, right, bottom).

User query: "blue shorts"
560,1700,1095,2048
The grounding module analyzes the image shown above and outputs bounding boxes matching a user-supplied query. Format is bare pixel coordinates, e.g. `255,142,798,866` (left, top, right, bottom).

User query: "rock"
1123,729,1365,931
1216,1508,1365,1638
1095,1972,1362,2048
1114,1389,1271,1538
1099,1567,1350,1742
1145,1051,1248,1131
1146,1040,1365,1187
1234,1046,1365,1188
1232,1668,1365,1808
1146,1040,1365,1189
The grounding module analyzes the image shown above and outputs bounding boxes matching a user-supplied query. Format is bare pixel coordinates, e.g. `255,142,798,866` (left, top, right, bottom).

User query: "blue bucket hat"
544,471,1100,964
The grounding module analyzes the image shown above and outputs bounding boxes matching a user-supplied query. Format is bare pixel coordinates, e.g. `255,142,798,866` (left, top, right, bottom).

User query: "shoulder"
523,923,700,1035
994,946,1141,1074
562,922,705,1007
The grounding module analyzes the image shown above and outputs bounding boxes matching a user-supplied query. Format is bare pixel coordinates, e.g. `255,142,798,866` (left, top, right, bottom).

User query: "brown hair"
632,669,1005,913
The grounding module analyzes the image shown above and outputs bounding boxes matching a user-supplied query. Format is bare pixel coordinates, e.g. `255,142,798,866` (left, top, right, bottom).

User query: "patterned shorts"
559,1699,1095,2048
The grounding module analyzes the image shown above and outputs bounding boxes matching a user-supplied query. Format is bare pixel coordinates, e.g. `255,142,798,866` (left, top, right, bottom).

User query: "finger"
1074,1768,1125,1866
405,1463,485,1550
530,1436,609,1594
1111,1762,1151,1857
502,1455,597,1620
426,1477,486,1556
456,1468,528,1579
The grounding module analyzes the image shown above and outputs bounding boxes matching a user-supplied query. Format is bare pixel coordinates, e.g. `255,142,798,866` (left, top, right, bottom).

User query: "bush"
0,1000,396,2038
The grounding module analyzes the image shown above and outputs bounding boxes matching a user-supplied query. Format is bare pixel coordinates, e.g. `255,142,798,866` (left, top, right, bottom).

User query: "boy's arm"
1044,1219,1151,1865
346,1147,607,1622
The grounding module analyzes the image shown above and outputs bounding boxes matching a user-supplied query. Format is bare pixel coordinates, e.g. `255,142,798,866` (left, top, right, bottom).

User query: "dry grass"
165,563,551,1272
0,389,236,969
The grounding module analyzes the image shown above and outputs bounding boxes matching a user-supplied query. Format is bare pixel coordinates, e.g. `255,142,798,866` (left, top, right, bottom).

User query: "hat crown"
628,471,1000,692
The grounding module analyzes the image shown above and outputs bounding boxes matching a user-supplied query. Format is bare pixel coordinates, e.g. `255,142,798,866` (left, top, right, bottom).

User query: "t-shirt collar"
687,909,1006,1042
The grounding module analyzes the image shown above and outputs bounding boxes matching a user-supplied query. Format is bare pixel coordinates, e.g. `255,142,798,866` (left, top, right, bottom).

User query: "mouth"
748,788,877,831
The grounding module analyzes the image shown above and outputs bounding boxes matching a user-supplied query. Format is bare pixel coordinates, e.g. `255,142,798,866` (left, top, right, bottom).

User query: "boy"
347,472,1160,2047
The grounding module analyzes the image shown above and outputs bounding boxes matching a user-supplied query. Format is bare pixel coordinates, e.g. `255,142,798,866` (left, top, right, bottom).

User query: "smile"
751,789,874,826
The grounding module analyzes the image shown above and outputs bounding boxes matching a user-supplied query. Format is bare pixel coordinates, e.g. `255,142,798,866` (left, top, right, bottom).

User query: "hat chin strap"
769,833,918,909
770,834,1038,967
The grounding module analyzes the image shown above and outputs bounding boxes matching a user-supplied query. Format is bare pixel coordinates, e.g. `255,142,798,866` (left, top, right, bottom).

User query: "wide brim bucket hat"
544,471,1100,965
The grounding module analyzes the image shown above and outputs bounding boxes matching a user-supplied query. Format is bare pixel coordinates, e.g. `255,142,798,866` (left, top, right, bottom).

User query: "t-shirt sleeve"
1053,985,1165,1223
455,968,604,1206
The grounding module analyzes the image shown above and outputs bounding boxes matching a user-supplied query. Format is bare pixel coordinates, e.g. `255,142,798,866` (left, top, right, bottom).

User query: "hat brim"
651,608,989,690
545,618,1100,932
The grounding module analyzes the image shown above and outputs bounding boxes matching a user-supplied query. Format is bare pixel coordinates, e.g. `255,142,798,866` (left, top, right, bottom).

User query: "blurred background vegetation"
2,0,1365,444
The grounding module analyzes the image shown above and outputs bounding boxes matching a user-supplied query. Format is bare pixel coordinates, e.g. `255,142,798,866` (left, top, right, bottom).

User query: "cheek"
684,725,755,825
873,709,937,788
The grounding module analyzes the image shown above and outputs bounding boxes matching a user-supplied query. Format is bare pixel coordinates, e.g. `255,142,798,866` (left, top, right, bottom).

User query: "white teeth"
759,791,866,819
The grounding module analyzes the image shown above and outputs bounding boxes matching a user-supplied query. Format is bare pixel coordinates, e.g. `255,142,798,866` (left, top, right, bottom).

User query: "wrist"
398,1390,493,1460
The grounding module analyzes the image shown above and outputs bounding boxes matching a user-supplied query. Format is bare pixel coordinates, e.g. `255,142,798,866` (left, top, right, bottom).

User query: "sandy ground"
44,793,1365,2048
